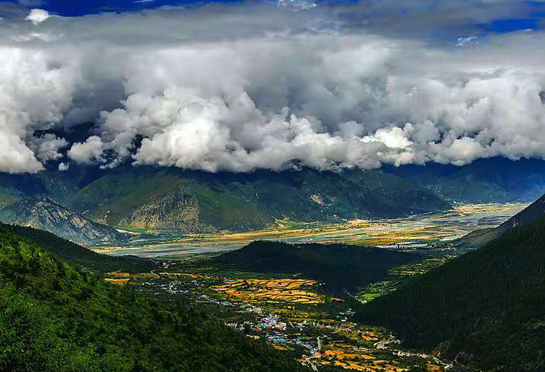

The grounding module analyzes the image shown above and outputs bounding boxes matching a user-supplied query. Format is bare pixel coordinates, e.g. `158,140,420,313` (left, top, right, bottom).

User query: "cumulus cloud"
30,134,68,162
68,136,104,164
25,8,49,25
0,2,544,173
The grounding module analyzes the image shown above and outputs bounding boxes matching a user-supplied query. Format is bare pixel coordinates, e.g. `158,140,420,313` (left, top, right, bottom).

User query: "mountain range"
0,165,449,244
384,157,545,203
2,157,545,246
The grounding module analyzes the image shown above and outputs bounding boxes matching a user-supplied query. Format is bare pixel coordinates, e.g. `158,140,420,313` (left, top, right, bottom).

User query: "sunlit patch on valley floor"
93,203,527,258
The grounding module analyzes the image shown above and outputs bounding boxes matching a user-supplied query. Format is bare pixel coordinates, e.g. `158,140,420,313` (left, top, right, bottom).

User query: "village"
105,265,449,372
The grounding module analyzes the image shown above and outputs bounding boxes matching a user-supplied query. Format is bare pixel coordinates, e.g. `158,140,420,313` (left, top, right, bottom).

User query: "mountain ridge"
383,158,545,203
0,166,451,238
211,240,421,294
455,193,545,247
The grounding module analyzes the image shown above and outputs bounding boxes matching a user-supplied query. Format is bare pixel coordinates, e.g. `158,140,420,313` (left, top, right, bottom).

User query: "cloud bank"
0,2,545,173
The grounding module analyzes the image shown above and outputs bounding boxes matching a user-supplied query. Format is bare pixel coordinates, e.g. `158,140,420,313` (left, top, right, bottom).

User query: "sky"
1,0,545,173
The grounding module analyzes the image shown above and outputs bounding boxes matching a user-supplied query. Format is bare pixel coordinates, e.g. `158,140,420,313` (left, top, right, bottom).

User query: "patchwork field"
211,278,323,304
112,260,453,372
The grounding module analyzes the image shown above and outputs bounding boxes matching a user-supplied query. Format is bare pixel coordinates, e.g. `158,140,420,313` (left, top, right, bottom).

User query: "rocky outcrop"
118,187,214,232
0,199,127,246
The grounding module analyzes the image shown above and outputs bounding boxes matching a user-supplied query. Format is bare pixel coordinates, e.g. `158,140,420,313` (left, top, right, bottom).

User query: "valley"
0,191,540,372
94,203,525,258
105,260,449,372
96,202,527,372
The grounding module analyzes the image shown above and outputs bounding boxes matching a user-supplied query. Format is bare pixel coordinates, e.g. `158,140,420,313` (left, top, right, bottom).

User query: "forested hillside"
5,224,153,273
355,216,545,371
212,241,420,293
0,225,306,372
455,193,545,247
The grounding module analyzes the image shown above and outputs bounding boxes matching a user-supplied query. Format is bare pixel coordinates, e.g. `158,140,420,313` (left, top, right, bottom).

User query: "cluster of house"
197,294,233,307
259,314,288,330
168,281,189,295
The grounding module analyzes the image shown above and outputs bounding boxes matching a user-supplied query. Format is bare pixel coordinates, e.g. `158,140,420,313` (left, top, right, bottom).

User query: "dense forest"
212,241,420,293
0,224,307,372
355,216,545,371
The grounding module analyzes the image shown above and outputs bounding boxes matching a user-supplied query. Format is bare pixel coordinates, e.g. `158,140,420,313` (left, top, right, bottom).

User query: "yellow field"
105,278,130,286
105,272,131,278
160,272,213,280
322,357,410,372
104,271,160,283
211,278,323,304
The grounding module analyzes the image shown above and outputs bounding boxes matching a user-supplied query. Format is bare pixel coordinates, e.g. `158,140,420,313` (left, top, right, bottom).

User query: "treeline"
355,216,545,371
0,225,306,372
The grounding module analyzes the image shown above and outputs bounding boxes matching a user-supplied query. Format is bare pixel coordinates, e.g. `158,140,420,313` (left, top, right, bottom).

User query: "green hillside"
64,167,450,232
0,224,306,372
0,166,449,235
5,224,153,273
212,241,420,293
355,216,545,371
455,193,545,248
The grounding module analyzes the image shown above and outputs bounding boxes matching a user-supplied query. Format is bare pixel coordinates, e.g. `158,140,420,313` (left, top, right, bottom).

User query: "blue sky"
10,0,242,16
1,0,544,39
3,0,545,35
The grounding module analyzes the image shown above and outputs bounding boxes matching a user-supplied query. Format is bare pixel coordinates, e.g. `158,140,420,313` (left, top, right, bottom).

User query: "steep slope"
496,193,545,230
0,198,127,245
0,224,305,372
6,224,153,273
0,170,79,203
212,241,420,293
383,158,545,203
456,193,545,247
355,215,545,372
341,169,450,214
64,166,450,232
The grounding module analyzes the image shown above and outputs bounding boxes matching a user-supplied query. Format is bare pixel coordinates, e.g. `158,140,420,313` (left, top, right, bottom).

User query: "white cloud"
0,133,43,173
25,8,49,25
68,136,104,164
0,3,543,173
456,36,478,47
30,134,68,162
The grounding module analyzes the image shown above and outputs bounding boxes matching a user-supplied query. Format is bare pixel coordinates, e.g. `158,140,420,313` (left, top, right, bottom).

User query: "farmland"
104,261,449,372
210,278,324,304
94,203,526,258
95,202,526,371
